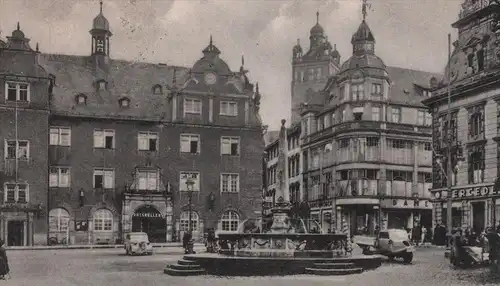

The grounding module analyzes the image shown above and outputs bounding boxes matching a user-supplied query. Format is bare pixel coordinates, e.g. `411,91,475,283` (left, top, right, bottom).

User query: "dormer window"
119,97,130,108
97,80,107,91
153,85,163,95
76,94,87,105
96,39,104,53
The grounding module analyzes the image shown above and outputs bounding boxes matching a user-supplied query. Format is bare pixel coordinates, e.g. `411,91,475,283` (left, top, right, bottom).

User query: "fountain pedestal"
270,203,290,234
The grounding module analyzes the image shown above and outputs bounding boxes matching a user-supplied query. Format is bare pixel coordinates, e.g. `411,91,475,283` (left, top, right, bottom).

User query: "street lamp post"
185,178,195,254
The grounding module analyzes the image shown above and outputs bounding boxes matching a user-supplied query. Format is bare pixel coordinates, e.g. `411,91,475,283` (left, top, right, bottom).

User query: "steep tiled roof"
386,66,441,107
38,54,189,120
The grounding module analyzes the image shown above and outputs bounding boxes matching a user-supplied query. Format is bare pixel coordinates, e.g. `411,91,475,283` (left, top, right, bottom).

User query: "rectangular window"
221,136,240,156
468,145,485,184
316,68,322,80
50,127,71,146
340,86,346,101
3,183,28,203
425,112,432,126
468,105,485,140
417,110,425,125
137,170,158,191
5,82,30,102
184,98,202,114
93,129,115,149
180,134,200,154
93,169,114,189
220,101,238,116
351,84,364,101
221,173,239,193
371,83,382,95
4,140,29,159
137,132,158,151
372,106,380,121
179,172,200,192
308,68,315,81
391,107,401,123
49,167,70,187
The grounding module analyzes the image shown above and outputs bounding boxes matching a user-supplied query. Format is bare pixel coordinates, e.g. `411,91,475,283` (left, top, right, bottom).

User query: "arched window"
93,209,113,231
49,208,70,232
221,210,239,232
180,211,199,232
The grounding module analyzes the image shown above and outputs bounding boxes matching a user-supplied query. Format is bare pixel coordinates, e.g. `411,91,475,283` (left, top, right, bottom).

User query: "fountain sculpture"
164,120,382,276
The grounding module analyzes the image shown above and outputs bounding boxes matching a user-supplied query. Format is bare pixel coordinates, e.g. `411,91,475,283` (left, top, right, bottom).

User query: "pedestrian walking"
0,240,10,280
421,226,427,245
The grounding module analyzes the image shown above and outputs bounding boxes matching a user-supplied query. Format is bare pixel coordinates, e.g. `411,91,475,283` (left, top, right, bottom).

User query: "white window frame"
3,183,29,203
180,211,199,232
49,167,71,188
93,129,115,149
220,101,238,116
137,169,159,191
50,127,71,146
137,132,158,151
417,110,425,126
180,134,200,154
424,112,432,126
93,169,115,189
49,208,70,232
371,83,382,95
179,171,200,192
220,173,240,193
221,136,240,156
372,106,380,121
220,210,240,232
93,209,113,232
5,82,30,102
351,83,364,101
184,98,202,115
392,107,401,123
4,140,29,160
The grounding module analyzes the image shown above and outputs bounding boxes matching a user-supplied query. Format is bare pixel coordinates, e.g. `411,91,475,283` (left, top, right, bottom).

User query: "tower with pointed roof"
90,1,112,58
291,12,341,123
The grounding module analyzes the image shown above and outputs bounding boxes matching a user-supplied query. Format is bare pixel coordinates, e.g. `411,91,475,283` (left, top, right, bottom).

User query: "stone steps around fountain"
313,262,356,269
164,258,206,276
305,267,364,276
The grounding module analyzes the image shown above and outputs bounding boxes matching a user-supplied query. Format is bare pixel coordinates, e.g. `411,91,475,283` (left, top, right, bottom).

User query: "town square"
1,0,500,284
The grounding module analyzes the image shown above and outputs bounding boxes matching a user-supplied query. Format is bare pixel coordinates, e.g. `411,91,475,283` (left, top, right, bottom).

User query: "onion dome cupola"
340,0,385,73
90,1,112,56
292,39,303,60
309,12,326,49
6,22,33,51
191,35,231,75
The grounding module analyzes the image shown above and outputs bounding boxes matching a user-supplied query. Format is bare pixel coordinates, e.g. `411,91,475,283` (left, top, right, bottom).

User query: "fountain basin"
217,233,350,258
181,253,383,276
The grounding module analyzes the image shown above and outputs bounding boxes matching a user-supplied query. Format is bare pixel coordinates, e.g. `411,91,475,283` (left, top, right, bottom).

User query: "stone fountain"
164,120,382,276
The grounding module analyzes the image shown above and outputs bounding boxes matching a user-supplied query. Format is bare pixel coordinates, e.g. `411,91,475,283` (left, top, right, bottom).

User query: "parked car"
124,232,153,255
354,228,414,263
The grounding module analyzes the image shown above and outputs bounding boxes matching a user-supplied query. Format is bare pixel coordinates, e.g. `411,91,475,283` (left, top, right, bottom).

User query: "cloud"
0,0,460,130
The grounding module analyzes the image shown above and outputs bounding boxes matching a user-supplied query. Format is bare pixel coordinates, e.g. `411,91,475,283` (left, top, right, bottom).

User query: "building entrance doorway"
132,205,166,243
7,220,24,246
471,201,485,234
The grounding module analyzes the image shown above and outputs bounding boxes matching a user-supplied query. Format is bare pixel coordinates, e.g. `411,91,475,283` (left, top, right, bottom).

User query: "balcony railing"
385,149,414,165
386,180,412,197
337,147,380,163
338,180,378,197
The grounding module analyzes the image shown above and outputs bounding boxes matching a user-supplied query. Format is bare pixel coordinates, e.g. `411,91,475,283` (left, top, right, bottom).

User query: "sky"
0,0,461,130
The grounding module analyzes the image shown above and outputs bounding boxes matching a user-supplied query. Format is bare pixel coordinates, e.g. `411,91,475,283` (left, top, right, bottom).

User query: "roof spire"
100,0,103,14
256,82,259,94
334,44,337,50
297,38,300,46
241,53,245,67
316,11,319,24
17,22,20,31
362,0,369,21
210,34,213,46
36,42,39,52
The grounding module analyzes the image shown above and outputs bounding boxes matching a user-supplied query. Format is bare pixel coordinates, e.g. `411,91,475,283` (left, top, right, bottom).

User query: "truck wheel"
403,253,413,263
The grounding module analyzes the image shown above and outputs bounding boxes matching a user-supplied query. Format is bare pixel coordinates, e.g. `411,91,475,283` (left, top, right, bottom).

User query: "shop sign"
451,185,498,199
133,212,163,218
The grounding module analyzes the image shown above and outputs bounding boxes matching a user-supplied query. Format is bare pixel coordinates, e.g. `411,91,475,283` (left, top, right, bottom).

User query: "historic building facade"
300,6,438,236
263,123,302,228
0,3,264,245
290,12,341,123
424,0,500,233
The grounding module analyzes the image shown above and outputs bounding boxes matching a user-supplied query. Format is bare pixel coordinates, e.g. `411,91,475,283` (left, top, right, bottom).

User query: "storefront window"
180,211,199,232
49,208,70,232
220,211,239,232
93,209,113,231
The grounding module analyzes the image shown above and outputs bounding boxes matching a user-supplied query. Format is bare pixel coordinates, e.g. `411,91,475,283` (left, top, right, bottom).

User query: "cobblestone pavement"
3,247,500,286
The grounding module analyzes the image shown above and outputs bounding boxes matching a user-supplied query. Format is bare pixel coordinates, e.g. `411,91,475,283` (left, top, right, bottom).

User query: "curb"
6,243,205,251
